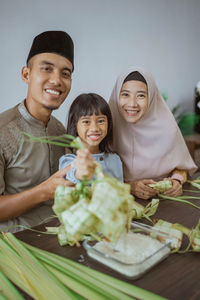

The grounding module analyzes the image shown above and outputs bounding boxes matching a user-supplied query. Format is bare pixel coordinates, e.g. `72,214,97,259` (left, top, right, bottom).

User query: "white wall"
0,0,200,126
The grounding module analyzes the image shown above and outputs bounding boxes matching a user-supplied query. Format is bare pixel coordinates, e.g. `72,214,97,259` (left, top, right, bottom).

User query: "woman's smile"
119,80,148,123
125,108,140,116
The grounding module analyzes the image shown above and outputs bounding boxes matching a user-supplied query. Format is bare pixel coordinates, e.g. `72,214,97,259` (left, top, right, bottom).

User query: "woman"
109,67,197,199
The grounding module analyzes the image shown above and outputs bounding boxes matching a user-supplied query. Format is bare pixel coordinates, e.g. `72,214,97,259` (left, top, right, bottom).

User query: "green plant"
162,93,199,136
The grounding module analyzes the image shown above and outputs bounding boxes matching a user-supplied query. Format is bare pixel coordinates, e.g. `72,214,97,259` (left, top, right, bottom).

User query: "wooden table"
15,181,200,300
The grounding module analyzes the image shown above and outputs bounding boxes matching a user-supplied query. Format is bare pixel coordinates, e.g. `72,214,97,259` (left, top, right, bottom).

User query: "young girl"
59,93,123,183
109,67,197,199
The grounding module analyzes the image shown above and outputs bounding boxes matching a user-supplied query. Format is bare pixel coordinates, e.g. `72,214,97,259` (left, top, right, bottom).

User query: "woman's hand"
130,179,158,200
163,179,182,197
74,149,96,180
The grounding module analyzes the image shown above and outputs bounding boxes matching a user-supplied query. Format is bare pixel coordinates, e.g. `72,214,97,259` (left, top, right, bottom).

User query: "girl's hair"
67,93,113,153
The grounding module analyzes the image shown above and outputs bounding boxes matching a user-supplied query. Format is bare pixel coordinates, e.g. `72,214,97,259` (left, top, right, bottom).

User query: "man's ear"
21,66,30,83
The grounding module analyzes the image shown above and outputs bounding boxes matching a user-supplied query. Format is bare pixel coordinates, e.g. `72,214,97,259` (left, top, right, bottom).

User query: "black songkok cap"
123,71,147,85
26,30,74,70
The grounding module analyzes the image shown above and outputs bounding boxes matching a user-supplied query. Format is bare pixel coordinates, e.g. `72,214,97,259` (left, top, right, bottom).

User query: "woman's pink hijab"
109,67,197,182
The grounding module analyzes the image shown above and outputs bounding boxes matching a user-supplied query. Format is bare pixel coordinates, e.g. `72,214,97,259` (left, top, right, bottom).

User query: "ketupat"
191,223,200,251
128,198,160,224
53,186,78,220
177,219,200,252
47,164,160,246
88,180,130,222
151,179,200,210
88,173,133,242
153,219,200,253
149,180,172,193
61,198,98,238
49,165,136,245
49,174,160,246
25,133,160,246
152,219,183,250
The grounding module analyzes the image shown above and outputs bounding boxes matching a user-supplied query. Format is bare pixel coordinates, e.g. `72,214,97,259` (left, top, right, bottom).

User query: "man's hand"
0,165,75,221
40,165,75,199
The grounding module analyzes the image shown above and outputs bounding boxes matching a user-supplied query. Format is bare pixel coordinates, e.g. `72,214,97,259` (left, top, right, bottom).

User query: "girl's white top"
109,67,197,182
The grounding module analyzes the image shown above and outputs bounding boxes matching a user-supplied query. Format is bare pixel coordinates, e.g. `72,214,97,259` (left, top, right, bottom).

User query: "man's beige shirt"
0,101,66,232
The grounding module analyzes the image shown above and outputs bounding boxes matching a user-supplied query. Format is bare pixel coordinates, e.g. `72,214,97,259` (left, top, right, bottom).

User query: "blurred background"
0,0,200,127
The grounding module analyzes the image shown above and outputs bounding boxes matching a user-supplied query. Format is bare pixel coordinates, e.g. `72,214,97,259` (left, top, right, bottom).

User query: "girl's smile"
88,134,101,141
77,113,108,153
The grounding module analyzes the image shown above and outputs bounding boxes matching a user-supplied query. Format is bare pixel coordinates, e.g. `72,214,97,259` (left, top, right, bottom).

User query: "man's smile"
45,88,62,96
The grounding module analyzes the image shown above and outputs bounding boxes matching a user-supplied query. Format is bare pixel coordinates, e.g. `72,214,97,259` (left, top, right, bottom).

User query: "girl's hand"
74,149,96,180
163,178,182,197
130,179,158,200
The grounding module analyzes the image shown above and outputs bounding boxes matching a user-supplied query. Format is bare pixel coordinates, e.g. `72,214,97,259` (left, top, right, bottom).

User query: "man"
0,31,74,232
